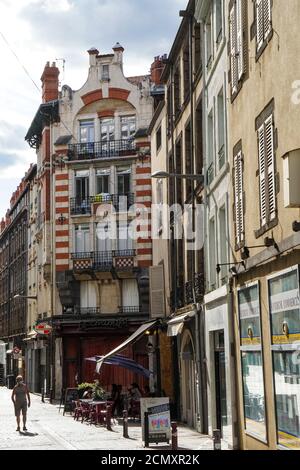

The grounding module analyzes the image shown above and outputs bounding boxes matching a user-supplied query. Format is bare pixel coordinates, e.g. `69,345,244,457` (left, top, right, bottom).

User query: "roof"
25,100,60,149
161,0,195,83
55,135,72,146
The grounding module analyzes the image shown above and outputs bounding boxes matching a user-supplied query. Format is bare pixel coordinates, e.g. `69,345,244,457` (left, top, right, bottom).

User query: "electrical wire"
0,30,75,141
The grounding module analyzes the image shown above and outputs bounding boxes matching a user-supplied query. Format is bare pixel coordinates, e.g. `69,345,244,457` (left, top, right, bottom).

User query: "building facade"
195,0,238,448
150,0,207,432
0,165,37,383
25,45,157,398
228,0,300,450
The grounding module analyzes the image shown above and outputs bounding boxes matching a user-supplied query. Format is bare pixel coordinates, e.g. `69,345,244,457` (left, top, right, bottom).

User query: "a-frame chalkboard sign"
63,388,79,416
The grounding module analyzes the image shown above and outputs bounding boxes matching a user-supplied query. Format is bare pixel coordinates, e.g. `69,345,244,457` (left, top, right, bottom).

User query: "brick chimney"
151,55,166,86
41,61,60,103
113,42,124,68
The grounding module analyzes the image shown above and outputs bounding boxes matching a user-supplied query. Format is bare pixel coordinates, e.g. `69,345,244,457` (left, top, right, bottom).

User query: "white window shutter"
256,0,264,51
236,0,243,80
263,0,272,39
150,265,166,318
234,152,244,245
230,5,238,93
265,115,276,220
258,124,267,226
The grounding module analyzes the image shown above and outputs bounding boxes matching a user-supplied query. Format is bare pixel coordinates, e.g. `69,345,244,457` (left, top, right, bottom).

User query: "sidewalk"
0,387,227,451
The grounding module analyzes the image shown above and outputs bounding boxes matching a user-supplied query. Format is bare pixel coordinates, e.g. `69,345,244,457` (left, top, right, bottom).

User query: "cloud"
0,0,188,216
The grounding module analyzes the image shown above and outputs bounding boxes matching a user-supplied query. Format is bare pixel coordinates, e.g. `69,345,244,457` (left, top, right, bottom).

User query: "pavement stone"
0,387,226,451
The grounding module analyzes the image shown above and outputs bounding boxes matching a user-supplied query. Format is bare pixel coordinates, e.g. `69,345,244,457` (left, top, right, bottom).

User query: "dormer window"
101,64,110,81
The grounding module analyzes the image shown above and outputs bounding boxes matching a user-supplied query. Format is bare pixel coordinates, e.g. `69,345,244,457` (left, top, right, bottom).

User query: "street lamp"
151,170,204,183
14,295,37,300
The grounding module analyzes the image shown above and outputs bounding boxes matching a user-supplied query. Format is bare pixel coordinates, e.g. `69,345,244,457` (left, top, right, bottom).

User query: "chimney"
87,47,99,67
41,61,60,103
0,218,5,233
150,55,166,86
113,42,124,67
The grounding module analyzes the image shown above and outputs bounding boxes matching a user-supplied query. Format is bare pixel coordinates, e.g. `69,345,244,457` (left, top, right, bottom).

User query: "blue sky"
0,0,187,219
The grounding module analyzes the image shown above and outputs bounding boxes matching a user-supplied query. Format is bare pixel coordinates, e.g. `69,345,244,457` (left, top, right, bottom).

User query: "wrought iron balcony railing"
70,194,135,216
118,306,142,314
185,273,205,305
68,139,136,161
71,250,136,272
63,306,102,316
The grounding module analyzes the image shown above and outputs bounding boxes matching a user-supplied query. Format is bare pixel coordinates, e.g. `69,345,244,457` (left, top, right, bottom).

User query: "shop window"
269,266,300,449
238,283,267,441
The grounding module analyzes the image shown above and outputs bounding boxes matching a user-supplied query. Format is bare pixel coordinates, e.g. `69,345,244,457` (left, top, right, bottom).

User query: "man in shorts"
11,375,31,432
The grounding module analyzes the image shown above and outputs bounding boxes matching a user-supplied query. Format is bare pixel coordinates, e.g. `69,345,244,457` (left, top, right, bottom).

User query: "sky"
0,0,187,219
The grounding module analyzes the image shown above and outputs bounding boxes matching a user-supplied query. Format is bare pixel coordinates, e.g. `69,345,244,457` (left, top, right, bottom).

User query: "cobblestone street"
0,387,222,451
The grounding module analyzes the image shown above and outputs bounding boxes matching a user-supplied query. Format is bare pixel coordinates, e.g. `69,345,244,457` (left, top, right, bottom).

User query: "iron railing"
70,194,135,215
63,306,102,316
71,250,136,271
185,273,205,305
68,139,136,161
118,306,142,314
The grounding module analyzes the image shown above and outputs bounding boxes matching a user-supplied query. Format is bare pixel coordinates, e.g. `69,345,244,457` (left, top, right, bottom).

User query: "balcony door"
75,224,90,254
96,222,113,253
80,120,95,145
96,169,110,196
75,170,90,202
117,167,131,195
121,116,136,140
100,118,115,144
118,223,133,252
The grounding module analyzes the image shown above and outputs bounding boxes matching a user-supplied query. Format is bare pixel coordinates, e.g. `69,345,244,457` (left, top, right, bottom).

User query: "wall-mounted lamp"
292,221,300,233
216,262,245,275
58,214,67,225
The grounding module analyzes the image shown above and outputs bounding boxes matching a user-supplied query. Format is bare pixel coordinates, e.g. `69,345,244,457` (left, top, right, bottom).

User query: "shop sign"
34,323,52,335
141,397,171,446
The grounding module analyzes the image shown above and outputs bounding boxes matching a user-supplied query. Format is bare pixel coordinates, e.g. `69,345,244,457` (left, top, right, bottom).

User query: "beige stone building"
228,0,300,450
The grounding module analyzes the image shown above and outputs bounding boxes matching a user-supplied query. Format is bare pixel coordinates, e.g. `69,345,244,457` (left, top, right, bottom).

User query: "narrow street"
0,387,220,451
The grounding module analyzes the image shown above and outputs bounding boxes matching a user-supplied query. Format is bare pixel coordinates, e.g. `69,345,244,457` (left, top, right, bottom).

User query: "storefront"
204,285,237,449
235,261,300,450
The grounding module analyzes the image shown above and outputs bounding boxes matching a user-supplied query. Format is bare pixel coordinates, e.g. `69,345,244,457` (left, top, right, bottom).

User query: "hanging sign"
34,323,52,335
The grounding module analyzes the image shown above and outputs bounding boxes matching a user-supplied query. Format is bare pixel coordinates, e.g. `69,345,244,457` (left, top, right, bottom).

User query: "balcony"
68,139,136,161
70,194,135,216
71,250,136,273
185,273,205,305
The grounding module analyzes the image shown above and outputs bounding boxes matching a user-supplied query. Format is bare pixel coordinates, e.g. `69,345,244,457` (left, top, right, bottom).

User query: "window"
209,217,216,289
101,64,110,81
118,222,134,251
156,125,162,153
207,110,214,184
121,116,136,140
174,62,181,119
117,167,131,195
96,169,110,195
238,283,267,441
219,206,227,283
229,0,246,96
96,222,113,252
75,170,90,201
100,118,115,142
206,15,213,69
258,113,276,227
79,120,95,143
215,0,223,45
256,0,272,53
75,224,90,253
194,22,201,75
217,89,225,170
268,267,300,449
183,41,190,102
233,149,245,248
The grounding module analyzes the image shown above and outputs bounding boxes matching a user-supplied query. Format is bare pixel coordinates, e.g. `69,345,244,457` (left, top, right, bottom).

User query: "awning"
23,330,38,342
96,320,158,373
87,354,150,378
6,350,13,355
167,310,196,337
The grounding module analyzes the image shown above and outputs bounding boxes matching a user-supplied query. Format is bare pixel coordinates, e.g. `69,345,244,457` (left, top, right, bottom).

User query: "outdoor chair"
73,400,83,421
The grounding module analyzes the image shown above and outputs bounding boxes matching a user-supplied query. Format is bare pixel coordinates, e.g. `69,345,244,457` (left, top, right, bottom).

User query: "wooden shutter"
150,265,166,318
256,0,264,51
265,115,276,220
236,0,244,80
263,0,272,39
234,151,244,245
258,124,267,225
230,4,238,94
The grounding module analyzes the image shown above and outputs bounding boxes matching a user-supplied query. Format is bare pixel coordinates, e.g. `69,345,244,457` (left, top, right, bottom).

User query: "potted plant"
92,380,105,401
77,382,94,399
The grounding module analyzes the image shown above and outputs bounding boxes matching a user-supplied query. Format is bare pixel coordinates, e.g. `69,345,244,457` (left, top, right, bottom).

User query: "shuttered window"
256,0,272,52
229,0,245,95
258,114,276,226
234,151,244,246
149,265,166,319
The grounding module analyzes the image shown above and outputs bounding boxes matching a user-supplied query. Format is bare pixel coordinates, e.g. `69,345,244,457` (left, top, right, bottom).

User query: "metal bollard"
213,429,222,450
123,410,129,438
106,405,112,431
41,387,45,403
171,422,178,450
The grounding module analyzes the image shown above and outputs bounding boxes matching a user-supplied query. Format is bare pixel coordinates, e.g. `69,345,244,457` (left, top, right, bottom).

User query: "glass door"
214,330,228,435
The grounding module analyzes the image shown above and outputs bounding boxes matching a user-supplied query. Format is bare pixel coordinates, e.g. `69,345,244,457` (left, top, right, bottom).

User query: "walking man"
11,375,31,432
